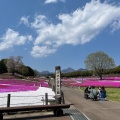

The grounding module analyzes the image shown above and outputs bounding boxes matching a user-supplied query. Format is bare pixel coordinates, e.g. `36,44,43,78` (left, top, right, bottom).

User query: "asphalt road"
62,86,120,120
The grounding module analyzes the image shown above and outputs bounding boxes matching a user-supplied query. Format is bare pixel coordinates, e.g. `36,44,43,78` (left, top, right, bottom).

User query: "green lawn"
106,88,120,102
79,87,120,102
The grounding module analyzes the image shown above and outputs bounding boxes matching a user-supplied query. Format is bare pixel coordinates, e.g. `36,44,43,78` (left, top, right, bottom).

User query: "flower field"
0,78,54,107
0,78,49,93
62,77,120,88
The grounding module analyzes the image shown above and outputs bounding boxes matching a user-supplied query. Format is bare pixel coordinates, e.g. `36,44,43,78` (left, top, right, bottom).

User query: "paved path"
62,86,120,120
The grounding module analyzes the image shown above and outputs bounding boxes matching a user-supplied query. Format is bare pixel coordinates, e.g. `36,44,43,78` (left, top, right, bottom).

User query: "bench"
0,104,73,120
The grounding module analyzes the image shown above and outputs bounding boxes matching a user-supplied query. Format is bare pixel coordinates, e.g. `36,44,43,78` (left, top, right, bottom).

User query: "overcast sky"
0,0,120,72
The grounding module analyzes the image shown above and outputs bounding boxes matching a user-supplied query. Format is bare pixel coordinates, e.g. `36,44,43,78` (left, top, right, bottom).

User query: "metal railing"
0,93,55,108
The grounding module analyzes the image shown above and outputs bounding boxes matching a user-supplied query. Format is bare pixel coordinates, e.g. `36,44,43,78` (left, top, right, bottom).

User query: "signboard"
55,66,61,96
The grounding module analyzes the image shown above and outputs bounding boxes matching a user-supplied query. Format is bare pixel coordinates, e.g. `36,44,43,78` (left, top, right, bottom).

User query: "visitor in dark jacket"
100,86,106,101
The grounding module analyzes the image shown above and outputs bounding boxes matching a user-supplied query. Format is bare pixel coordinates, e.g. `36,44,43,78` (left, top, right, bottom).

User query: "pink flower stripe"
62,77,120,88
0,79,49,93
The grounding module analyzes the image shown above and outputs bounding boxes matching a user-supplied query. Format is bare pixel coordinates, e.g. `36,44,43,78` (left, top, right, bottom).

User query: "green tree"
34,69,41,76
111,65,120,74
18,65,29,76
18,65,35,76
84,51,115,80
0,59,7,73
26,66,34,76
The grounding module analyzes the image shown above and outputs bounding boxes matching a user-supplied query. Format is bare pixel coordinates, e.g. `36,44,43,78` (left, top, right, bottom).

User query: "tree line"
0,56,35,76
0,51,119,79
61,65,120,78
62,51,120,79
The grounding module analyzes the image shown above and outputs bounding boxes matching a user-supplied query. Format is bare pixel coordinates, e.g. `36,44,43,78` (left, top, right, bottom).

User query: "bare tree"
84,51,115,80
7,56,23,75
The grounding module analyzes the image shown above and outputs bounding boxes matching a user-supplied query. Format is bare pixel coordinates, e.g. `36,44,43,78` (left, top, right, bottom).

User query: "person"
88,86,98,100
100,86,106,101
97,87,101,100
84,86,90,99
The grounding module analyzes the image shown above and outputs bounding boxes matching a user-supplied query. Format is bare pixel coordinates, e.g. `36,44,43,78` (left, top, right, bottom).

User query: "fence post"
61,90,65,104
42,97,44,105
7,94,11,107
45,93,48,105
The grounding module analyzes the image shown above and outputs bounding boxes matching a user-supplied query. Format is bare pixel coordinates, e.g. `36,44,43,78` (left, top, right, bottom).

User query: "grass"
106,88,120,102
79,87,120,102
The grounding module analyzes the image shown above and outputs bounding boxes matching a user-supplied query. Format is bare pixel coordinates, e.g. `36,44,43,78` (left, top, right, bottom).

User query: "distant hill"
40,71,53,75
40,67,86,75
61,67,75,73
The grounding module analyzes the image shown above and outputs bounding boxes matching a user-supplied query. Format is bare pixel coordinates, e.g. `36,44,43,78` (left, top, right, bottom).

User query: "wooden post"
55,66,61,104
7,94,11,107
45,93,48,105
61,90,65,104
0,113,3,120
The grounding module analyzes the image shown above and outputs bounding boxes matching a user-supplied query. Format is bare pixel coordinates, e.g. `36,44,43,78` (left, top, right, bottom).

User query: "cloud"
44,0,66,4
0,28,33,51
20,16,29,26
8,0,120,58
25,0,120,57
111,20,120,32
31,45,57,57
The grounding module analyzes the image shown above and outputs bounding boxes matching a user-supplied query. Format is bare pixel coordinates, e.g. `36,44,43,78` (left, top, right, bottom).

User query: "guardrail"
0,103,73,120
0,93,55,107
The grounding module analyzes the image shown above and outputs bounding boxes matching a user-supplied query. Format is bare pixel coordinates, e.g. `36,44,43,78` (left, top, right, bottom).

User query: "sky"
0,0,120,72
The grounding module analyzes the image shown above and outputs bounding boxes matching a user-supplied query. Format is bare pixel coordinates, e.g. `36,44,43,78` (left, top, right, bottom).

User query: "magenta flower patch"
62,77,120,88
0,79,49,93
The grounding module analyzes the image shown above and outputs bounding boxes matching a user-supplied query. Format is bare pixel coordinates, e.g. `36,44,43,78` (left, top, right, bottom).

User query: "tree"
6,56,23,75
84,51,115,80
0,59,8,73
111,65,120,74
34,69,41,77
18,65,29,76
26,66,34,76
